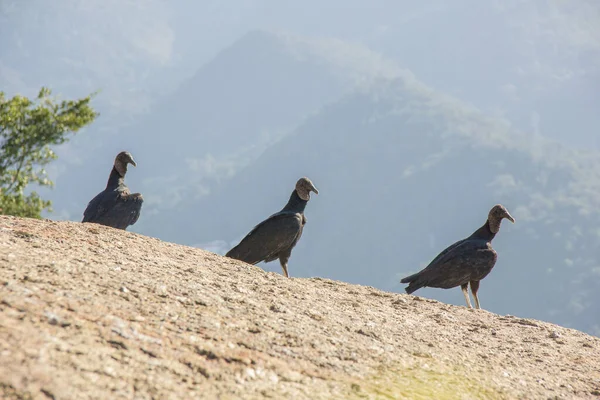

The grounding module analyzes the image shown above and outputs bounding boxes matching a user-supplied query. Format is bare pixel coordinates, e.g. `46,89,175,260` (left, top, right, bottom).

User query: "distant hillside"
2,216,600,399
7,2,600,224
50,30,401,221
0,0,176,115
155,78,600,336
127,31,348,187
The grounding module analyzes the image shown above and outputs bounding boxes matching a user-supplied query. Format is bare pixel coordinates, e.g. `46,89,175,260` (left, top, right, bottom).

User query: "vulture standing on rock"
226,177,319,278
400,204,515,309
82,151,143,230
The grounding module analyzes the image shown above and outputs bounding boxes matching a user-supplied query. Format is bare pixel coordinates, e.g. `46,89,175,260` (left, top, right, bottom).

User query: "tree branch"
4,148,28,194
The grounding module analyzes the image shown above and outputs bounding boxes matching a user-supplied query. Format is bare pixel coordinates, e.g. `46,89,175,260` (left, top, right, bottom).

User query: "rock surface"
1,216,599,399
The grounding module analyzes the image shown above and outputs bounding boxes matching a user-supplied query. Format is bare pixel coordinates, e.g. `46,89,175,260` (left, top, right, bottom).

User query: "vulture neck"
106,167,125,189
469,219,496,242
281,190,308,214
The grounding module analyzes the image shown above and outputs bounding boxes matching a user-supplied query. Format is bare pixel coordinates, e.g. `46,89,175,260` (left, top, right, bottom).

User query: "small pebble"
45,311,70,327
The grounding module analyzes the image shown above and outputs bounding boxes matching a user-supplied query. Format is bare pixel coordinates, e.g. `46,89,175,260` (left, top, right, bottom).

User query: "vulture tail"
400,271,425,294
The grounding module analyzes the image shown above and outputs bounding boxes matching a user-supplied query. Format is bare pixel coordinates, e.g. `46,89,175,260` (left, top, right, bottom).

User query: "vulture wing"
82,187,143,230
226,211,303,265
416,239,497,288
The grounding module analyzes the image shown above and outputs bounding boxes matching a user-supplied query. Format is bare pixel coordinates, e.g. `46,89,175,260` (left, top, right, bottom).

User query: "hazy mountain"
40,30,356,221
116,31,416,226
361,1,600,150
4,2,598,218
3,1,598,147
156,78,600,335
0,0,177,118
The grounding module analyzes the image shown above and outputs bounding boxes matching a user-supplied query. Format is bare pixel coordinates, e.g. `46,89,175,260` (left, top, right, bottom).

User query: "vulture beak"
129,158,137,167
311,186,319,195
505,213,515,223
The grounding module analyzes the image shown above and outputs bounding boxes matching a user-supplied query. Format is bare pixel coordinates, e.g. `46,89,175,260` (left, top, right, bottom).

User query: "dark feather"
401,220,498,293
226,178,316,277
226,211,303,264
82,166,143,230
401,205,514,310
403,239,497,293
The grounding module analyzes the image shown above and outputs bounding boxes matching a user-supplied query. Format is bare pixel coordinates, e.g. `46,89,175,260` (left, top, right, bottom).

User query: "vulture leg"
461,283,473,308
470,280,481,309
279,256,290,278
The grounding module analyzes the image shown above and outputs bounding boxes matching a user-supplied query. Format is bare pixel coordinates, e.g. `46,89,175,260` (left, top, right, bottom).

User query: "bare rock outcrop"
1,216,599,399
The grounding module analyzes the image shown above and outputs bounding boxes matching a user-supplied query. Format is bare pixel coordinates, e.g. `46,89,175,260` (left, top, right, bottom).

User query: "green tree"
0,87,98,218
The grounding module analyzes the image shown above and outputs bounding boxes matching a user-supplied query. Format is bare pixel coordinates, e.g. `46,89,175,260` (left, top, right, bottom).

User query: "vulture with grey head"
400,204,515,309
82,151,143,230
226,177,319,278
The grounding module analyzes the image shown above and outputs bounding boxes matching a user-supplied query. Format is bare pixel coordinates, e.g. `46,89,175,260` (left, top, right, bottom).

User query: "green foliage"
0,87,98,218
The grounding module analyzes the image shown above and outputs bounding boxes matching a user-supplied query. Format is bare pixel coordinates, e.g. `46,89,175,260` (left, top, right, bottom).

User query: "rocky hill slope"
1,216,599,399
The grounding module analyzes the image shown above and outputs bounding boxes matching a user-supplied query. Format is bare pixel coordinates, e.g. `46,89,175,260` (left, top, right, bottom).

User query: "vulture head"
488,204,515,233
295,177,319,201
114,151,137,177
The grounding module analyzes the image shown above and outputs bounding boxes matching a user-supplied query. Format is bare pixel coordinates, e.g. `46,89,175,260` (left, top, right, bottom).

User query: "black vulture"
82,151,143,230
400,204,515,309
226,177,319,277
